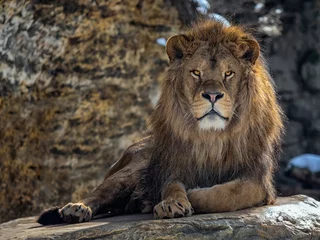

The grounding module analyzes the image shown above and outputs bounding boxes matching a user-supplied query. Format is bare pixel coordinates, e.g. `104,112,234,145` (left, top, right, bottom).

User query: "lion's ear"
166,34,190,62
237,39,260,65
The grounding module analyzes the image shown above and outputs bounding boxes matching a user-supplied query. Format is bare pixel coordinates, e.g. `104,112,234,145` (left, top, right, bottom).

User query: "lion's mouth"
196,109,229,121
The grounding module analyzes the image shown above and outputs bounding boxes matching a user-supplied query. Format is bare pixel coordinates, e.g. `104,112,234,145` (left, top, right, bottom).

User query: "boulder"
0,195,319,240
1,0,320,225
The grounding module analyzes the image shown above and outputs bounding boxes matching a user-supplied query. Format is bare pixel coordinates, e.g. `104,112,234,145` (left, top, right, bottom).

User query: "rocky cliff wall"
0,0,184,223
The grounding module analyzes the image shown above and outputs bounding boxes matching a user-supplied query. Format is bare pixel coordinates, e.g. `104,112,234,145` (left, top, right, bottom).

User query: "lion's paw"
59,202,92,223
153,198,193,219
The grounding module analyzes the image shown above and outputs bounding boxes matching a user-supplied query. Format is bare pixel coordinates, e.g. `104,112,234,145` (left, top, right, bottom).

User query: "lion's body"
37,20,284,225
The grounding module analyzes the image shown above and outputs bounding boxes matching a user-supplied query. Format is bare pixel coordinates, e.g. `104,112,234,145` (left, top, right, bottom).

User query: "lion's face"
181,44,243,131
165,31,259,132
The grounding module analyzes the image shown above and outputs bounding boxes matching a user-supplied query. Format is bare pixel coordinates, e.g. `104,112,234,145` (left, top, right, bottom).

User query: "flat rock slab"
1,195,320,240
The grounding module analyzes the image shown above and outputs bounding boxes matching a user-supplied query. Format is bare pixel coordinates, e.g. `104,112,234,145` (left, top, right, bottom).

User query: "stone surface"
1,195,320,240
0,0,183,223
1,0,320,224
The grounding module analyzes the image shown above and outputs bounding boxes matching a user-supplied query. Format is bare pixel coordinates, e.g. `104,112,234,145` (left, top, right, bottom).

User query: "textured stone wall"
0,0,319,223
0,0,185,223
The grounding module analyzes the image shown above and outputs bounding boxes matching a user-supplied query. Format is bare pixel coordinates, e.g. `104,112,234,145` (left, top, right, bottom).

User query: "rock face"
0,0,184,223
1,0,320,224
0,195,320,240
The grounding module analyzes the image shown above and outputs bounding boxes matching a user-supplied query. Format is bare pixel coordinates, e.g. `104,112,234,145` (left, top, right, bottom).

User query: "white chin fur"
198,115,226,130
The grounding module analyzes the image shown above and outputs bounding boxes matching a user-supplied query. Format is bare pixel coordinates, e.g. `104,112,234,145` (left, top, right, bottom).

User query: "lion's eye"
224,71,234,78
190,70,201,78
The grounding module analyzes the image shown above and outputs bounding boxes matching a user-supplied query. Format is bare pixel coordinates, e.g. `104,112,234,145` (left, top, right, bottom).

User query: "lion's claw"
153,198,193,219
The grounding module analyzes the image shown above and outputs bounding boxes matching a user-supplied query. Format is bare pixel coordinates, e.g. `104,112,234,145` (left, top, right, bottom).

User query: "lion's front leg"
153,182,193,219
38,160,146,225
59,163,144,223
187,179,271,213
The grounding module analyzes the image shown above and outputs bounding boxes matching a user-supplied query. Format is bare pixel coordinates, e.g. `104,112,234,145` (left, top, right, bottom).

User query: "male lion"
38,20,283,225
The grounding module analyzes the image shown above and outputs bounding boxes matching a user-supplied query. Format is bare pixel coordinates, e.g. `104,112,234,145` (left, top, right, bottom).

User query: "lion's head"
151,20,283,148
167,37,258,131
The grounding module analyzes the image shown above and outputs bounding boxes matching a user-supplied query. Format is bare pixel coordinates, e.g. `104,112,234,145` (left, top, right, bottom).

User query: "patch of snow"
254,3,264,13
259,25,281,37
286,154,320,173
193,0,210,14
156,38,166,47
258,16,269,23
275,8,283,14
258,14,282,37
260,25,281,36
208,13,231,27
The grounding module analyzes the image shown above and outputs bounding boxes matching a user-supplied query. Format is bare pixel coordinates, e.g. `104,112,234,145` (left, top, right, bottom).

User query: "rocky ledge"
1,195,320,240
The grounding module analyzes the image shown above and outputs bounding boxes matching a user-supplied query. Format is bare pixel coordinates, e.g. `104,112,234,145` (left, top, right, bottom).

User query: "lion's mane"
141,21,284,205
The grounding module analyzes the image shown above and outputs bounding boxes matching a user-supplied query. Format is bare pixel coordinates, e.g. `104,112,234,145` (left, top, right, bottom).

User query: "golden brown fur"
139,21,283,216
37,20,284,224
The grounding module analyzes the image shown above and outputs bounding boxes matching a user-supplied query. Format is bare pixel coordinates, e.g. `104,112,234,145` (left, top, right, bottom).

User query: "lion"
37,20,284,225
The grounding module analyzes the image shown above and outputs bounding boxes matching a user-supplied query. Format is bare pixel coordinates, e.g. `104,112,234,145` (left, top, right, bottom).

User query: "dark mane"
143,20,284,204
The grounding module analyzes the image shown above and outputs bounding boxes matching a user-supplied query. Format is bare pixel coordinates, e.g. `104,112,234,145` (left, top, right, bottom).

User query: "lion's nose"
202,92,224,103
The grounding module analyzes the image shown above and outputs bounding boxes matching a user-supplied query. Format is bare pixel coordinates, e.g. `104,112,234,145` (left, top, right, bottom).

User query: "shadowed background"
0,0,319,223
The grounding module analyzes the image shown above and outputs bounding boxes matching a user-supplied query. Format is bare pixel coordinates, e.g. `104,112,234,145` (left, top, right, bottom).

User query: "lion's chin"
198,114,227,131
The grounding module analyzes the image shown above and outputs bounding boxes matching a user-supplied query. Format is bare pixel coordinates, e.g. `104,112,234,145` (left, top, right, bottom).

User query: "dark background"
0,0,319,223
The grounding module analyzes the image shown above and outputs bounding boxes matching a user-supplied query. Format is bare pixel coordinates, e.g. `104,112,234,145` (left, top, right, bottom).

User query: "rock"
301,60,320,92
257,8,283,37
283,120,304,146
282,144,305,165
308,139,320,156
0,195,319,240
285,154,320,191
0,0,188,223
311,119,320,137
288,97,315,123
268,54,299,96
1,0,320,225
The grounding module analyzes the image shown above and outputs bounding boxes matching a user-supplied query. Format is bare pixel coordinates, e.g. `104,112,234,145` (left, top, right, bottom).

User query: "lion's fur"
142,20,284,205
38,20,284,225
